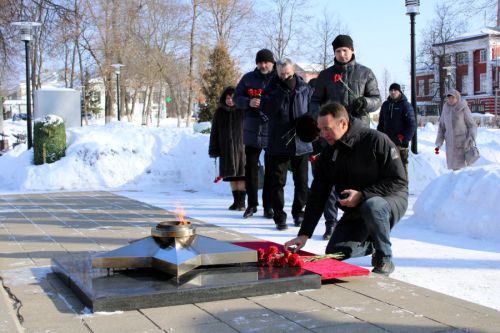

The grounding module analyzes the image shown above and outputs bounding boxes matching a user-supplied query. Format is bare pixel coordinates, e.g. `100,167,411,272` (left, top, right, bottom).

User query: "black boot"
228,191,238,210
322,220,336,240
237,191,246,211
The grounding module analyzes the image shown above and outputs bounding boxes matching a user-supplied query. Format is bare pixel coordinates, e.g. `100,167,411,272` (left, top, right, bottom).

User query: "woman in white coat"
435,89,477,170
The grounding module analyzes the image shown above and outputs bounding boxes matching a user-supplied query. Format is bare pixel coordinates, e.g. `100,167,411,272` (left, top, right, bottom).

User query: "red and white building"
416,27,500,115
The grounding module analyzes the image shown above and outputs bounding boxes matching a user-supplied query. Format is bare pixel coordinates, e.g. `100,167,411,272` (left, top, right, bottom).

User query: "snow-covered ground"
1,117,499,311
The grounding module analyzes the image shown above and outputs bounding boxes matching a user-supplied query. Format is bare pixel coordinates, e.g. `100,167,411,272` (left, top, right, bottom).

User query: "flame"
175,201,188,225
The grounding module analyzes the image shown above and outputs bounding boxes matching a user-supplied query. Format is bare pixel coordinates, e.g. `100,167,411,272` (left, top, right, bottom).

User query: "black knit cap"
255,49,275,64
389,83,402,93
332,35,354,51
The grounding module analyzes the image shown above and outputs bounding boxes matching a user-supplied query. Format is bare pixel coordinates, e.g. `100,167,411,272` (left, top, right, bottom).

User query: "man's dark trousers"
325,196,393,259
245,146,272,210
269,154,309,223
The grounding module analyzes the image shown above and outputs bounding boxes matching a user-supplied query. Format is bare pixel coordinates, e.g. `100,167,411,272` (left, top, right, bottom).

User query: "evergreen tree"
199,41,240,122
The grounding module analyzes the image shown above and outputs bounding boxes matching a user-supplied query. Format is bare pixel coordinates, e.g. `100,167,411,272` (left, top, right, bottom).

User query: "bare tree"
312,8,349,70
204,0,252,47
260,0,309,60
381,68,391,101
186,0,202,128
418,2,467,107
454,0,497,26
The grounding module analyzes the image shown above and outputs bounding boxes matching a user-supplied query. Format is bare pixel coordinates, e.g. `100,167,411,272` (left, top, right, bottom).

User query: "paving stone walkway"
0,191,499,333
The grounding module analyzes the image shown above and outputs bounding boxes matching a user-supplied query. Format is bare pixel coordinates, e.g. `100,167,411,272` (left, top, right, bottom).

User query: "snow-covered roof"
434,26,500,46
295,62,323,73
2,99,25,105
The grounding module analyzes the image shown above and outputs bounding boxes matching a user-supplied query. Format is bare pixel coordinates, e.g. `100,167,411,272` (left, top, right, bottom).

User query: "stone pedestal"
52,253,321,312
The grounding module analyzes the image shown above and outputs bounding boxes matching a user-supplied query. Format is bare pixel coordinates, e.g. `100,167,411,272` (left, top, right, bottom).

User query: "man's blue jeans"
325,196,392,259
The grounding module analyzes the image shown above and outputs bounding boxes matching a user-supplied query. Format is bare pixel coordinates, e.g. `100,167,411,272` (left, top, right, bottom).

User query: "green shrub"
33,115,66,165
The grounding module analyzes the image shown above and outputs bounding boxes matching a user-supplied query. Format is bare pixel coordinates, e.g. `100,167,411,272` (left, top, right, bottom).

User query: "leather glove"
351,97,367,117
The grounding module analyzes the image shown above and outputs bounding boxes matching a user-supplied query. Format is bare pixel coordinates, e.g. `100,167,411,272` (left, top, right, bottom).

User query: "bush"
33,115,66,165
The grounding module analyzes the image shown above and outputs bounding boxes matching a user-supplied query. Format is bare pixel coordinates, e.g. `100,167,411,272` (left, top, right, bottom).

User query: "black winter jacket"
261,75,314,156
208,103,246,178
234,68,276,148
298,118,408,238
377,94,416,147
309,55,381,126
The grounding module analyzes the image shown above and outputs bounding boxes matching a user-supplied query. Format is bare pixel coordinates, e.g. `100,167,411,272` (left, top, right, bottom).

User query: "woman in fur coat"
209,86,246,210
435,89,477,170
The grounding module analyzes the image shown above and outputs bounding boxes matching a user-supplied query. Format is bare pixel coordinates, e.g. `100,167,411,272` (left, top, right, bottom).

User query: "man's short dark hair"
319,102,349,121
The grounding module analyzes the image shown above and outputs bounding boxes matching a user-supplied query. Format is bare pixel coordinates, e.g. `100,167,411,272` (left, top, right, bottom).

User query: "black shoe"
276,222,288,230
243,206,257,218
371,257,395,276
263,208,274,219
293,213,304,227
322,221,336,240
322,226,333,240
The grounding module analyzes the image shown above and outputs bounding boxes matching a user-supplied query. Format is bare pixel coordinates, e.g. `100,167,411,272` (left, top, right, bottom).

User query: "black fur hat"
296,114,319,143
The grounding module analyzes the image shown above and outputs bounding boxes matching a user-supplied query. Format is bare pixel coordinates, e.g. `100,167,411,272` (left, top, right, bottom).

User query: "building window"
470,103,485,113
418,80,425,96
479,73,486,92
479,49,486,63
444,54,452,66
428,79,435,96
456,52,468,65
461,75,468,95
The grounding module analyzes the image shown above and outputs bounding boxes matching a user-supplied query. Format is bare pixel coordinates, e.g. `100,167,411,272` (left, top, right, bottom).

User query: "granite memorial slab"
51,253,321,312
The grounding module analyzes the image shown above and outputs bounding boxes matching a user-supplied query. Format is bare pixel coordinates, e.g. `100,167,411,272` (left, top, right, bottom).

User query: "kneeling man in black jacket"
285,102,408,275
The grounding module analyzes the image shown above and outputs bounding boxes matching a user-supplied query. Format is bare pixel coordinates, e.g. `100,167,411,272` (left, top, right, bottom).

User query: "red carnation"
288,253,303,267
267,246,279,255
309,153,320,162
257,248,265,261
213,176,222,183
333,73,342,82
277,256,288,267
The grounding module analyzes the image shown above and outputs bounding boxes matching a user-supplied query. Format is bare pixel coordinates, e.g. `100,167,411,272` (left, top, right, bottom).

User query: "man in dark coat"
261,58,313,230
377,83,416,179
285,102,408,276
306,34,382,241
234,49,276,219
309,35,381,127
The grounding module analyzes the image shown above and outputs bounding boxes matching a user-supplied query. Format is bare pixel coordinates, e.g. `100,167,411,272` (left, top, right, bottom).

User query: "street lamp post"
111,63,124,121
406,0,419,154
11,21,41,150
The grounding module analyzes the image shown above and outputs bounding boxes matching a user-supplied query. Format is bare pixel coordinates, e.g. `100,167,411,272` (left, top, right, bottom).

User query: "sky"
306,0,443,92
1,115,500,311
268,0,492,96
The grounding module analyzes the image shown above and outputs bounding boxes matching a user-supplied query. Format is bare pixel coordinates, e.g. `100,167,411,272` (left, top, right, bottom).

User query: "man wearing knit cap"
377,83,416,179
234,49,276,219
303,34,381,242
309,34,381,127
